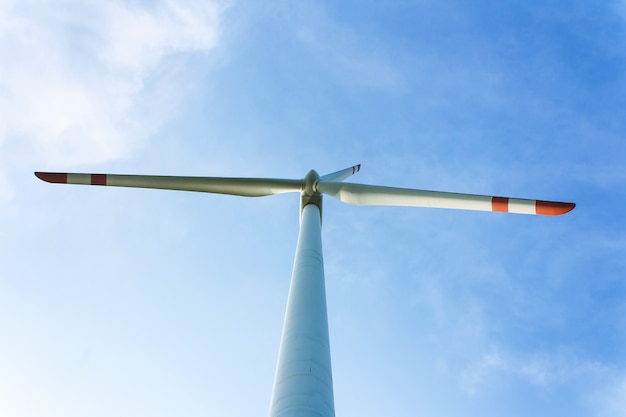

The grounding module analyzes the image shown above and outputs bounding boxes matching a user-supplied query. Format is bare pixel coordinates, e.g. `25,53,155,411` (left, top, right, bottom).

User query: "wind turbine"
35,165,575,417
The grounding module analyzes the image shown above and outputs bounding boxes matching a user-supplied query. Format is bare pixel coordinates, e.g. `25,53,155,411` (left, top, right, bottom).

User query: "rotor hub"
301,169,322,219
302,169,320,196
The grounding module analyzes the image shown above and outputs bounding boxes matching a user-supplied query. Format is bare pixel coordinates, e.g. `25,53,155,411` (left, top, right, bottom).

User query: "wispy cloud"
0,0,224,168
275,2,406,93
592,372,626,417
459,348,610,397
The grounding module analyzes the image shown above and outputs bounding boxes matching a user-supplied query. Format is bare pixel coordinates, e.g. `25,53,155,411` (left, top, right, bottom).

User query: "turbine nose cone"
303,170,320,196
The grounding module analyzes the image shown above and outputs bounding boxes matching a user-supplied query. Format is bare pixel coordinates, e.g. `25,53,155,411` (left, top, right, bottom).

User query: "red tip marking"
536,201,575,216
91,174,107,186
35,172,67,184
492,197,509,212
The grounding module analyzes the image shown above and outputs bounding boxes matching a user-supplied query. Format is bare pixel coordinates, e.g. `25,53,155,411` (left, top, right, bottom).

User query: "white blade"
317,181,575,216
319,164,361,182
35,172,302,197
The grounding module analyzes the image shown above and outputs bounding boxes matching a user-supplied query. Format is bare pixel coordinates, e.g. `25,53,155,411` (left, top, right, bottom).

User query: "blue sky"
1,1,625,416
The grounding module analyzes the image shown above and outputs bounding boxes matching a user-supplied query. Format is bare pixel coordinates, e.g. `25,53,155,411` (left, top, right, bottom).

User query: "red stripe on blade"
91,174,107,186
492,197,509,212
35,172,68,183
536,201,576,216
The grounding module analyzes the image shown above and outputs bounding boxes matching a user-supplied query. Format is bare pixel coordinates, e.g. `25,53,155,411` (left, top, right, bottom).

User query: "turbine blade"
317,181,575,216
35,172,302,197
319,164,361,182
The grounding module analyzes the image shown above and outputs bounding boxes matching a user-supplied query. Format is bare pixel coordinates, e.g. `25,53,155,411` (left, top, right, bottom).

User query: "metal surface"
300,170,323,217
317,181,575,216
319,164,361,182
269,204,334,417
34,172,302,197
35,169,575,216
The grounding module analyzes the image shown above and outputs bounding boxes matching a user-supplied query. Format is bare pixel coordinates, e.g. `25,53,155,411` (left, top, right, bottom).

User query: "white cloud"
459,348,610,396
459,351,504,395
0,0,224,168
279,2,406,93
584,369,626,417
518,353,607,387
600,375,626,417
100,1,221,76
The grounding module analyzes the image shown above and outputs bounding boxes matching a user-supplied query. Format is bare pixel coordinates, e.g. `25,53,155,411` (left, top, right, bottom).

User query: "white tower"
35,164,574,417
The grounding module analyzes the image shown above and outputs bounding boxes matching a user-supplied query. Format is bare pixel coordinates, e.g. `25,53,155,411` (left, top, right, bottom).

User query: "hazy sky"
1,1,625,416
